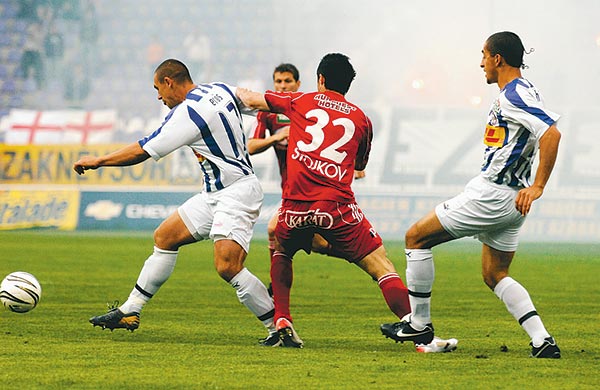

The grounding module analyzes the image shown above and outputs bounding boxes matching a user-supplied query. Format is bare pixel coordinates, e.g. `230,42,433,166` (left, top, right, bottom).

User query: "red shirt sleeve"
355,116,373,171
264,91,303,115
251,111,268,139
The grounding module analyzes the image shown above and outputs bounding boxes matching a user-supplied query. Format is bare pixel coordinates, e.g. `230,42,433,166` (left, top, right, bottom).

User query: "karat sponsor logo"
85,201,178,220
284,209,334,229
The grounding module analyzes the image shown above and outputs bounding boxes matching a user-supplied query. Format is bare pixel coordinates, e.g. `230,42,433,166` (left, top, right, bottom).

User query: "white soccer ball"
0,271,42,313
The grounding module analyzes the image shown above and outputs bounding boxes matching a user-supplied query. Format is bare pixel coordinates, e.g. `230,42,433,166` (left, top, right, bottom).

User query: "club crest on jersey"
484,124,506,147
276,114,291,124
193,150,206,162
283,209,334,229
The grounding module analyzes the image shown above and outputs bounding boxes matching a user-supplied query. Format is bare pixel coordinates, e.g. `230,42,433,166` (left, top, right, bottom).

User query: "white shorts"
435,175,526,252
178,174,263,253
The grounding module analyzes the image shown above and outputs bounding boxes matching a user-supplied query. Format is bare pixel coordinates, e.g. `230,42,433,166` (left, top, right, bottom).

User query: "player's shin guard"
405,248,434,328
271,251,293,322
377,273,411,319
120,246,178,314
494,276,550,346
229,268,275,330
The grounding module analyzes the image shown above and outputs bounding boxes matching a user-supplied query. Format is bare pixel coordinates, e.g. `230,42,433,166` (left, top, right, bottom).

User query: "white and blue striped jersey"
139,83,254,192
481,78,559,188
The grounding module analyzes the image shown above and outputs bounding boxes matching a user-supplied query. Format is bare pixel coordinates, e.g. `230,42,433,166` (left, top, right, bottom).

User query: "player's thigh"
405,210,454,249
154,210,197,250
177,192,214,242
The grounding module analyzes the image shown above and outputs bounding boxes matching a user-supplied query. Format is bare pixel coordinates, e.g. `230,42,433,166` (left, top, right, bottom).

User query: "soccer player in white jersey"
380,32,562,358
73,59,276,343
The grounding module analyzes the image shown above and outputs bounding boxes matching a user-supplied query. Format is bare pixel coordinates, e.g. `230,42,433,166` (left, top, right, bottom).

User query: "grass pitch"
0,231,598,389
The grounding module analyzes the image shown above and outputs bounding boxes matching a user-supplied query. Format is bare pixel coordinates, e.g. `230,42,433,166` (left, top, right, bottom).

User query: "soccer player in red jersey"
238,53,456,351
248,64,360,302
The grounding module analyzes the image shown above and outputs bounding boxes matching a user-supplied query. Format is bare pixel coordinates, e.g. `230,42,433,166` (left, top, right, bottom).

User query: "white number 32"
296,109,355,164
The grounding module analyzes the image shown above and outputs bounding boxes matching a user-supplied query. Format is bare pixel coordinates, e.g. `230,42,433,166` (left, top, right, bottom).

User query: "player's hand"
273,126,290,142
515,185,543,216
354,170,366,180
73,156,100,175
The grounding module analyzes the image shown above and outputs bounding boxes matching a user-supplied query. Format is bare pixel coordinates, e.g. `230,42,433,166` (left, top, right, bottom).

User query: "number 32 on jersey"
296,108,355,164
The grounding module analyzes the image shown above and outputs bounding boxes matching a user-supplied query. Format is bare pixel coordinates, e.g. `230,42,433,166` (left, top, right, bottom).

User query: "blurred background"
1,0,599,241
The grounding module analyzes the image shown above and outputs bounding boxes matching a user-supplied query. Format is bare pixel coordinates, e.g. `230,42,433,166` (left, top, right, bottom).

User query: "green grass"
1,231,598,389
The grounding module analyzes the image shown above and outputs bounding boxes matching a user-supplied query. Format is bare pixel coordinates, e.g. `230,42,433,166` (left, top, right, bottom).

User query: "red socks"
378,273,411,319
270,251,293,322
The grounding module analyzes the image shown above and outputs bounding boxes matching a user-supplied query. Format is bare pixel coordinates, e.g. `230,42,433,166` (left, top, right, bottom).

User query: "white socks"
494,276,550,346
405,248,434,329
229,267,275,332
120,246,178,314
118,250,275,333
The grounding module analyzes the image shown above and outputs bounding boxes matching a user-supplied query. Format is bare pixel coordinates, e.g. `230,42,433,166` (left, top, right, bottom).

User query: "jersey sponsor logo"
291,147,349,181
484,124,506,147
283,209,334,229
314,94,356,114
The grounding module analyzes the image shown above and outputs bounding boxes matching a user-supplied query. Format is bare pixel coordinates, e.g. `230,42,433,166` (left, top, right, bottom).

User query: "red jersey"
265,90,372,202
250,111,291,188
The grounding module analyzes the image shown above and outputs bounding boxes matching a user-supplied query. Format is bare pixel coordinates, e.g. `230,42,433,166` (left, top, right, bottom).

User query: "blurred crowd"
16,0,98,107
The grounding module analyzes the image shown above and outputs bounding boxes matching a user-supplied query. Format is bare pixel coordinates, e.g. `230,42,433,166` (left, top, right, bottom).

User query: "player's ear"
317,74,326,89
494,54,503,66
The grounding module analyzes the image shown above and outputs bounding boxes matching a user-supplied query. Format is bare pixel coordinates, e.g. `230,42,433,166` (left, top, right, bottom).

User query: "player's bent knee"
404,224,422,248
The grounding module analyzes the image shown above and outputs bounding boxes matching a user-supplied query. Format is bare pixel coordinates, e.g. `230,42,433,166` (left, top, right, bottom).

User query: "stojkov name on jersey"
291,147,348,181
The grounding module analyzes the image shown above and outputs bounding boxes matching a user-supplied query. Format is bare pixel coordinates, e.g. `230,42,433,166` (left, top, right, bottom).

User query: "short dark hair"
486,31,526,68
155,59,193,84
316,53,356,95
273,63,300,82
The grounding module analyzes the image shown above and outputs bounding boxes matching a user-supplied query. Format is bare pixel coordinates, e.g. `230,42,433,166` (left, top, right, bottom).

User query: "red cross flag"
2,109,117,145
3,109,65,144
64,110,117,144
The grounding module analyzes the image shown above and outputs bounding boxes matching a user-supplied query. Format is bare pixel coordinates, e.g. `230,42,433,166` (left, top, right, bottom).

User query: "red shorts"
274,199,383,262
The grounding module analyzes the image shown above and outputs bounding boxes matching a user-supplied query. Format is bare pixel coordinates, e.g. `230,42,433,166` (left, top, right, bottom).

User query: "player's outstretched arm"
236,87,269,111
73,142,151,175
515,124,561,216
247,126,289,155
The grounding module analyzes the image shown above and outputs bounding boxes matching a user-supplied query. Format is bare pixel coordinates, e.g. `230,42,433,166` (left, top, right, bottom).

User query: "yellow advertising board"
0,144,202,186
0,190,80,230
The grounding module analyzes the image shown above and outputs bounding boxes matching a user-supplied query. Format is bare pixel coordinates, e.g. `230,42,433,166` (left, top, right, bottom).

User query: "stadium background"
1,0,599,242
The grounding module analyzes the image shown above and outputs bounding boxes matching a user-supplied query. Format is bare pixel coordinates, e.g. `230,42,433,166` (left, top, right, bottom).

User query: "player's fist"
73,156,100,175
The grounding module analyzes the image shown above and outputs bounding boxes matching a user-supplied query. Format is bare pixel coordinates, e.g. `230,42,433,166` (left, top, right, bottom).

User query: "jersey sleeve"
264,91,303,115
503,86,560,140
138,104,201,160
355,116,373,171
250,111,269,139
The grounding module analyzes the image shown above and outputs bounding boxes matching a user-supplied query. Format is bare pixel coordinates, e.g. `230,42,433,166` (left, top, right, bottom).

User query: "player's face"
480,43,499,85
153,73,178,109
273,71,300,92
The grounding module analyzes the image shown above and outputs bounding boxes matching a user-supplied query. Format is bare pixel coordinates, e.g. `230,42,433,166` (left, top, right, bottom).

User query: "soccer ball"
0,272,42,313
